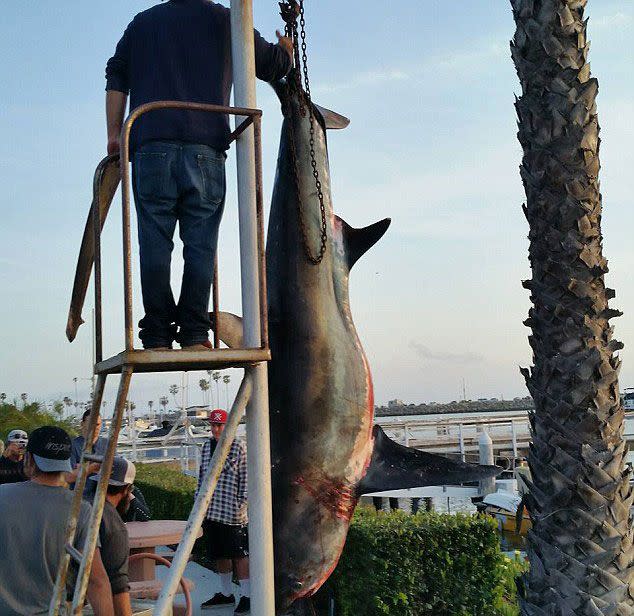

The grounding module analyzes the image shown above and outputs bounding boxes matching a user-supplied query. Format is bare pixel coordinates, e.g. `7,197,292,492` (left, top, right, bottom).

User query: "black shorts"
203,519,249,559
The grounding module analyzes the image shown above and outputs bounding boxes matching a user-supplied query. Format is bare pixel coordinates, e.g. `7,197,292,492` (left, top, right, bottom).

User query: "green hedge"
135,463,198,520
135,464,525,615
324,507,523,616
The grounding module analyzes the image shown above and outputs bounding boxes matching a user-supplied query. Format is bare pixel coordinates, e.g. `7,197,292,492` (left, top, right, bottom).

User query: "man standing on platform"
197,409,250,614
0,429,28,485
104,0,293,351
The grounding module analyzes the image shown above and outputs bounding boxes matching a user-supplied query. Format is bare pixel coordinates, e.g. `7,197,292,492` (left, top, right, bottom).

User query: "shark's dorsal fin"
336,216,391,270
209,311,244,348
313,104,350,130
356,425,500,496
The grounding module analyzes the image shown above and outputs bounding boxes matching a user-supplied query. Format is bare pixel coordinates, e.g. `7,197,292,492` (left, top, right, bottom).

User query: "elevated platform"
95,348,271,375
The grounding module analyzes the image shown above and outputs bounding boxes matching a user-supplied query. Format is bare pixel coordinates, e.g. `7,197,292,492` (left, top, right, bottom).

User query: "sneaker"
201,592,235,609
181,340,213,351
234,596,250,614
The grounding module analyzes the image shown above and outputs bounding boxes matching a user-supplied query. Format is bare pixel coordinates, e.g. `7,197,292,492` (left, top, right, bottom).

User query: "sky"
0,1,632,416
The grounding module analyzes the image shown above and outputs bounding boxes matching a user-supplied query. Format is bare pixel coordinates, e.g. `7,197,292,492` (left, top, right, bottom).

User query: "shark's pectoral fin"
356,425,501,496
208,311,244,348
336,216,391,270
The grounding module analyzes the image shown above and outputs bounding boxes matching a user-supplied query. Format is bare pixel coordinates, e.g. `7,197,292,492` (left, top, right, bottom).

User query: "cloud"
314,40,507,94
409,341,484,364
0,257,19,268
316,69,410,94
592,11,632,29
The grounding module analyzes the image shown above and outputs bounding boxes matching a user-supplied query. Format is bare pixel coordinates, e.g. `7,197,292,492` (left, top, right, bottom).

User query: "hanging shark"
213,75,500,613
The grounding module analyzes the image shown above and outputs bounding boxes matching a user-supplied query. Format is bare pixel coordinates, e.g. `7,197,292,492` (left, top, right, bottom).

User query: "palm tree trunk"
510,1,634,613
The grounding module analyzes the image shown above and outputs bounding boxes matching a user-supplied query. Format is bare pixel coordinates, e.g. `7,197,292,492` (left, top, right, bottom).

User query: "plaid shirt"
196,437,248,525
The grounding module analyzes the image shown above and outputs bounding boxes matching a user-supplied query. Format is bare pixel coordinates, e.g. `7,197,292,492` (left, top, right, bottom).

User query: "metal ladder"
49,4,274,614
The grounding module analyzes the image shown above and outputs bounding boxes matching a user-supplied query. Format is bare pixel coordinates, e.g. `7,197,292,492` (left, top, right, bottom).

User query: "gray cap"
90,456,136,486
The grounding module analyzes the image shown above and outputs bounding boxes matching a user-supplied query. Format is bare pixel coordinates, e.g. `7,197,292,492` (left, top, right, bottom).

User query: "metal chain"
280,0,328,265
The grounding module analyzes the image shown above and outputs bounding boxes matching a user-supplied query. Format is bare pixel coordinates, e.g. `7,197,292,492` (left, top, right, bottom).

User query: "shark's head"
273,480,353,611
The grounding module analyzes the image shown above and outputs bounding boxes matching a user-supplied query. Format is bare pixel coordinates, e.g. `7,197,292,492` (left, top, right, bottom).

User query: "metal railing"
377,412,532,461
94,100,268,362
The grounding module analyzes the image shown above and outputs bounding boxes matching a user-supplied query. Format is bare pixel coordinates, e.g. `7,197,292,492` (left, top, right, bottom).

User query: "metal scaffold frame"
49,2,275,614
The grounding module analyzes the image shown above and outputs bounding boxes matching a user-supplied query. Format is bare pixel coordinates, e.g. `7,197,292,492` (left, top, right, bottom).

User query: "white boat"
478,490,531,536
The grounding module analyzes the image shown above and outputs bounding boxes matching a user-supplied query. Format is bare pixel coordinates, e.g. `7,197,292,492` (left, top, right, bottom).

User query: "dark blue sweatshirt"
105,0,291,152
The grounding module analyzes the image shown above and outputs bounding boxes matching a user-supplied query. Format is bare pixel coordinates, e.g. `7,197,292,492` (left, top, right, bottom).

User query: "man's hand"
106,90,128,156
276,30,293,60
65,465,80,485
65,462,101,485
107,136,120,156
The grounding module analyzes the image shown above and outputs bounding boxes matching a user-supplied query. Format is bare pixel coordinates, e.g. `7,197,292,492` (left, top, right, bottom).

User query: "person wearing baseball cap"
90,456,136,615
0,426,113,615
68,409,109,502
198,409,250,614
0,429,28,485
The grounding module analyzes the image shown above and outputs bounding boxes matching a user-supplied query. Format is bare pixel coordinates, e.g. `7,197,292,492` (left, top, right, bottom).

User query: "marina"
116,404,634,473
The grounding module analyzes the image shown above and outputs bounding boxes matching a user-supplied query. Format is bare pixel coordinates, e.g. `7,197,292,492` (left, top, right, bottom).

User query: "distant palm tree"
206,370,213,404
223,375,231,408
159,396,168,422
20,393,27,409
199,379,210,407
169,384,179,408
62,396,72,420
212,372,221,408
0,393,6,405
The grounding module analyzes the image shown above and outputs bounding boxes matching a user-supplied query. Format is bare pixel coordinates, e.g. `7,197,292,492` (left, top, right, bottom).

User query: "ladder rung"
83,453,104,463
65,543,83,565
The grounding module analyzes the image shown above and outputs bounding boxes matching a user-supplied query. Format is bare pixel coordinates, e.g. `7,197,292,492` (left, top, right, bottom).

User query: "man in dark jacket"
105,0,292,350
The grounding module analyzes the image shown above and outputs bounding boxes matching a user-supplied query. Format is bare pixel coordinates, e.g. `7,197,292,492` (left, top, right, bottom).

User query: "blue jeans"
132,141,226,348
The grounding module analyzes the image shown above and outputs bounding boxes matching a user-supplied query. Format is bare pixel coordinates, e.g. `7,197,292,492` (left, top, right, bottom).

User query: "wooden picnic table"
126,520,202,582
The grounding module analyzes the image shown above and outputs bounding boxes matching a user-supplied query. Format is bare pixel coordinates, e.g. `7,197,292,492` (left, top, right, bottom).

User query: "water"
376,410,529,424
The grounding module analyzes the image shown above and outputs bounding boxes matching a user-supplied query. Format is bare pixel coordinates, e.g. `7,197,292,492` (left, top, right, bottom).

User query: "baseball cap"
7,429,28,446
90,456,136,486
207,409,227,424
26,426,72,473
